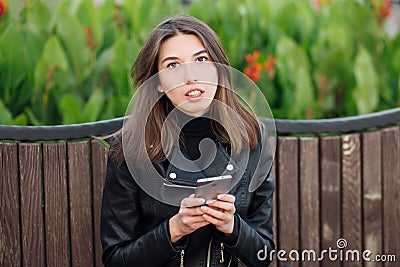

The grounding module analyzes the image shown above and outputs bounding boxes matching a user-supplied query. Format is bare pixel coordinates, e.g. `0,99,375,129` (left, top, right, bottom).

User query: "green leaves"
241,0,398,118
109,35,136,97
398,77,400,104
77,0,103,51
276,36,314,118
0,24,29,101
352,47,379,114
0,0,131,125
82,90,105,123
0,99,13,125
34,36,69,91
56,2,91,86
26,1,52,34
60,90,105,124
60,94,82,125
33,35,70,124
0,0,399,126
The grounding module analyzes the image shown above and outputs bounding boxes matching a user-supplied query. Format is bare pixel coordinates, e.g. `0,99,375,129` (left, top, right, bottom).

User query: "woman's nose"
183,63,198,84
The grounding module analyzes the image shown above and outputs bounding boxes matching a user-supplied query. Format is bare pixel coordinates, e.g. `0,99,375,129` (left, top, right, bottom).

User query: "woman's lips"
185,88,205,101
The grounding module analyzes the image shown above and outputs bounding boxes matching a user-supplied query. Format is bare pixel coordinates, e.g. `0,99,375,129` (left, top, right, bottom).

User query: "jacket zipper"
180,239,227,266
180,249,184,267
206,237,213,267
206,239,227,266
219,242,225,263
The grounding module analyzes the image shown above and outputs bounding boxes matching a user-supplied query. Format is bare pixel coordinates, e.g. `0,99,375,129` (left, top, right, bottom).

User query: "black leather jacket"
101,130,274,267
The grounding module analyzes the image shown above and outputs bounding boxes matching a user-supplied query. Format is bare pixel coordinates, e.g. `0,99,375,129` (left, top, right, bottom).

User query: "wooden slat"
91,140,108,267
382,126,400,266
43,143,70,266
277,137,299,267
19,143,45,267
268,136,278,267
271,155,277,267
320,136,341,267
68,141,93,267
341,134,362,267
362,131,383,267
299,137,319,266
0,142,21,267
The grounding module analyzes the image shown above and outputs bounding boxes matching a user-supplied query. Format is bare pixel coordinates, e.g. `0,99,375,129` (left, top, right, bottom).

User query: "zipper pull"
180,249,184,267
219,242,225,263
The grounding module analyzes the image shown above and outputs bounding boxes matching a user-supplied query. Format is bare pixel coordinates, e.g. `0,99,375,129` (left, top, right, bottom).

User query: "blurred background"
0,0,399,125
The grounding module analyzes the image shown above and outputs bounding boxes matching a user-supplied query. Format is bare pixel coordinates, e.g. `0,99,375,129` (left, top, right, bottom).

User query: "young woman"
101,14,274,267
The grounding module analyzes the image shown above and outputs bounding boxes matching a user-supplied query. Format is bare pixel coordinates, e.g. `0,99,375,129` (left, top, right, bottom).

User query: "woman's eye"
196,56,208,63
167,62,180,69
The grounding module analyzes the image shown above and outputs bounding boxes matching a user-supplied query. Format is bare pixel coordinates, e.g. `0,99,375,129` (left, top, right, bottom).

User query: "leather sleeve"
100,153,183,266
224,171,275,267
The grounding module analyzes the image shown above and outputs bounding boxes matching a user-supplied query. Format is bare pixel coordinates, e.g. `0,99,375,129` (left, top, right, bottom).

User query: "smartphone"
161,182,196,204
195,175,232,200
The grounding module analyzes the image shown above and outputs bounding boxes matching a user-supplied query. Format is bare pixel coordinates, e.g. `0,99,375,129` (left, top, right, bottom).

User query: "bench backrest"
1,115,399,266
270,127,399,267
1,140,107,267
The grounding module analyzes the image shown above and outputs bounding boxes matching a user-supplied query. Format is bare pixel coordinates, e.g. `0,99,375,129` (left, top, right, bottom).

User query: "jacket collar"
165,141,240,187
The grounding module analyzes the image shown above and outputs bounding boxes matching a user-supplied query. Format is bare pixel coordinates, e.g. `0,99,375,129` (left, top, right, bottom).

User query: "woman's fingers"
217,194,235,203
181,196,206,208
202,213,222,225
201,205,229,221
173,193,236,236
199,194,236,234
180,214,207,225
204,194,235,213
180,206,205,216
171,194,210,236
205,200,235,213
201,205,235,234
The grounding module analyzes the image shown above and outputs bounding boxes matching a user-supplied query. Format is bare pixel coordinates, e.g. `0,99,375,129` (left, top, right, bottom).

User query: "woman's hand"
169,194,209,243
200,194,236,235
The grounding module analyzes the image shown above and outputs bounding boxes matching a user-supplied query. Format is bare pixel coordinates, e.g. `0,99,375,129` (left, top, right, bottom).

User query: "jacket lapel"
165,142,240,186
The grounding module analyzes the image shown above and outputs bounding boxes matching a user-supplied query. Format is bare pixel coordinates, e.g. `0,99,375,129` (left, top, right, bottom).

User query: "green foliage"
275,36,314,118
0,0,399,125
352,46,379,114
0,0,189,125
197,0,400,119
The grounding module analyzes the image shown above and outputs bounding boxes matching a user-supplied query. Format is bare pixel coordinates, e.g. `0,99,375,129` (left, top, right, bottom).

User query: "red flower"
312,0,321,10
0,0,7,20
312,0,331,10
244,64,262,83
84,27,95,51
306,107,313,119
245,50,260,65
244,51,262,82
317,73,329,103
378,0,392,23
264,55,277,78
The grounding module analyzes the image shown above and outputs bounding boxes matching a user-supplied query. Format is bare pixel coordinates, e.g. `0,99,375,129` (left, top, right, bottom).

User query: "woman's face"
157,34,218,117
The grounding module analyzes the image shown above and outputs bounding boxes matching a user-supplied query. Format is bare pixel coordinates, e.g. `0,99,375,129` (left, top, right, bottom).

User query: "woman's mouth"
185,88,205,100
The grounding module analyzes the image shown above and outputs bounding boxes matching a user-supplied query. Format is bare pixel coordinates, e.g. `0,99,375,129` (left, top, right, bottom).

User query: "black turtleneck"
176,110,216,160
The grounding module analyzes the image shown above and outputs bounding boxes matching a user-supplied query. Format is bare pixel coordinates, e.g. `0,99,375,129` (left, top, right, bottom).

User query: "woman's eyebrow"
193,49,208,57
161,56,179,64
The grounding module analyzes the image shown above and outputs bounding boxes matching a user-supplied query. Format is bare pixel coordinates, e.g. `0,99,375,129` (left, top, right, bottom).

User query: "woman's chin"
178,101,212,117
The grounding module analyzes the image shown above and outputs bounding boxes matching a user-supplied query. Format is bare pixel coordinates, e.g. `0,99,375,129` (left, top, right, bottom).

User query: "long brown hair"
113,14,260,164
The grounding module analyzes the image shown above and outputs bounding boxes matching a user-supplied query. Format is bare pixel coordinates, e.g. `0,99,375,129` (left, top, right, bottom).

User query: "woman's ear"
157,84,164,93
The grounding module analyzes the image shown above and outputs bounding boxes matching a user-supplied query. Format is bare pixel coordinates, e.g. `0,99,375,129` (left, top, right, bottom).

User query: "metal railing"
0,108,399,141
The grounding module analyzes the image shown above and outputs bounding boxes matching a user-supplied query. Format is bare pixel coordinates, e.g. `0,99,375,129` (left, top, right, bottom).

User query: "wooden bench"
1,109,399,267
